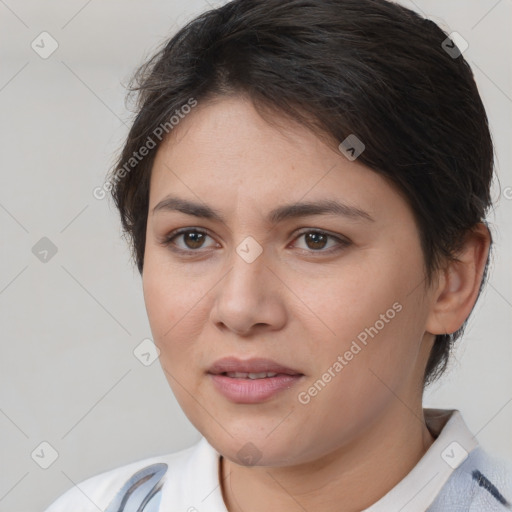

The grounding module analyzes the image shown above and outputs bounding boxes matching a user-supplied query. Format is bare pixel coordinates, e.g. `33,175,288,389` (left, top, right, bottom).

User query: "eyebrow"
152,195,375,224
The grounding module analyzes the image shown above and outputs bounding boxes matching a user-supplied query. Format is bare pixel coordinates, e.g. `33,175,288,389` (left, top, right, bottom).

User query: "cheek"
308,265,399,344
143,268,176,340
143,256,190,349
142,265,206,418
142,255,215,375
143,243,197,326
307,250,426,380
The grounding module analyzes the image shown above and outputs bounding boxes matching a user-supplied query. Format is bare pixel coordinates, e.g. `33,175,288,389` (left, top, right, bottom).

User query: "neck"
220,404,436,512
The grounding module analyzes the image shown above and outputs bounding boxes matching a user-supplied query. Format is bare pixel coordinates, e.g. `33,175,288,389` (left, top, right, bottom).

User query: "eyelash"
160,227,351,257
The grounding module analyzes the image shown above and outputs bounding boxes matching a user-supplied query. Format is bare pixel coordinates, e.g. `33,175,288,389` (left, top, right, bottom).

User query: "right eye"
161,228,219,254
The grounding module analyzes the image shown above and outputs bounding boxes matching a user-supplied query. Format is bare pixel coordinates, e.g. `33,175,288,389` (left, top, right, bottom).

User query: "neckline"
210,408,477,512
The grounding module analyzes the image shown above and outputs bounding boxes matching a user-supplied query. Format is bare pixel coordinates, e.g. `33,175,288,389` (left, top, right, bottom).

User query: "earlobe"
425,223,491,336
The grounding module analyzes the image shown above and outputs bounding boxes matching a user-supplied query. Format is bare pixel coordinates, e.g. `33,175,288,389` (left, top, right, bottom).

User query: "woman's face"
143,95,437,466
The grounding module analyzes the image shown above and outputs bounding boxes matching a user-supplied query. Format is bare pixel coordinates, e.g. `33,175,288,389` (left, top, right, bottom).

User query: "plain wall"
0,0,510,510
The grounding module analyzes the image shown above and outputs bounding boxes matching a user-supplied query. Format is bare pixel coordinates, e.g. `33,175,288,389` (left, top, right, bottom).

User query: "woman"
44,0,512,510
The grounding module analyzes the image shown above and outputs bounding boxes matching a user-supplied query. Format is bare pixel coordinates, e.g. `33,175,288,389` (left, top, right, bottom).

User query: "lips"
207,357,304,403
208,357,303,377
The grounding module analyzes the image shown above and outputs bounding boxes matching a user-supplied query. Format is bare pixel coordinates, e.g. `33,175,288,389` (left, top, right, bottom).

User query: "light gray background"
0,1,510,510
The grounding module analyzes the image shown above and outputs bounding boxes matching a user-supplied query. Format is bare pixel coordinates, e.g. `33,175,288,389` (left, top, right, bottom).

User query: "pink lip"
207,357,304,404
209,374,304,403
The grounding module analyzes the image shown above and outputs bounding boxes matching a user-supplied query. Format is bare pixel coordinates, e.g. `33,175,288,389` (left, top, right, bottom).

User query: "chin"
208,429,302,467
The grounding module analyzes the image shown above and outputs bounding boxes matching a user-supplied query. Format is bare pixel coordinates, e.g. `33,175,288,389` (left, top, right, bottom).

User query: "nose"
209,247,287,337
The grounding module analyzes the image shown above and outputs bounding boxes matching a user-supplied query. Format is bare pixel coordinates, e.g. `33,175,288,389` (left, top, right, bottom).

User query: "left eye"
292,230,349,253
162,228,349,254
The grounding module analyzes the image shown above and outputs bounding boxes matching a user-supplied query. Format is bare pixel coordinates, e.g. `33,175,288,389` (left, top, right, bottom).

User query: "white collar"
363,408,478,511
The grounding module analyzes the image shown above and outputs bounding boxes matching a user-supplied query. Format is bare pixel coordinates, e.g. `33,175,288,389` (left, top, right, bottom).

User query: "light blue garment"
104,463,167,512
428,446,512,511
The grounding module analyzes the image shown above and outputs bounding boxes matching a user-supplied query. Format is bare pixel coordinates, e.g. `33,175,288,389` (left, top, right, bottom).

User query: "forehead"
148,96,409,224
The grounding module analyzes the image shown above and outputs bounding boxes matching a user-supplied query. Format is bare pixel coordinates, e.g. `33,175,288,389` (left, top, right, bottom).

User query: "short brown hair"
108,0,494,387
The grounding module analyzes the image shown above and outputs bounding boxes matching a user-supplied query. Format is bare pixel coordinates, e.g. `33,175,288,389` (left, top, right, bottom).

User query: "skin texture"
142,95,490,512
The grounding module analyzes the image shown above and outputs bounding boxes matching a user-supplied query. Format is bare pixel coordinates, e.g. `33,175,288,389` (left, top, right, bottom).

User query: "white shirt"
43,408,510,511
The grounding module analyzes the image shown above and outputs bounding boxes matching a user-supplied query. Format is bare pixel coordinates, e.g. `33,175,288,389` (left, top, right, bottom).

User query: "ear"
425,223,491,336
